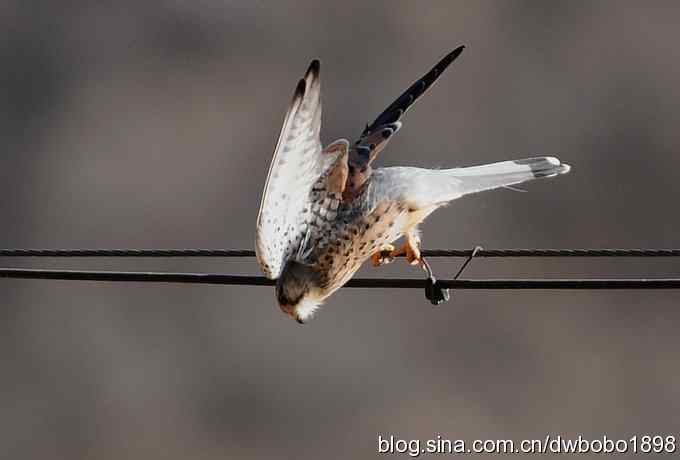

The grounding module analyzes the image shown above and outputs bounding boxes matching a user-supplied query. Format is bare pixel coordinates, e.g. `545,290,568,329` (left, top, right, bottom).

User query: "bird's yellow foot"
403,236,422,266
390,235,423,266
371,244,396,267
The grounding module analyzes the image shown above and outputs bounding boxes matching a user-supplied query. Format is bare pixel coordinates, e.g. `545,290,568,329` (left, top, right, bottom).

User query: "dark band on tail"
514,157,570,178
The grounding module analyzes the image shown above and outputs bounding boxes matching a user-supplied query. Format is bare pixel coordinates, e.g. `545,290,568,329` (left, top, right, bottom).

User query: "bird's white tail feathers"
372,157,570,209
446,156,571,197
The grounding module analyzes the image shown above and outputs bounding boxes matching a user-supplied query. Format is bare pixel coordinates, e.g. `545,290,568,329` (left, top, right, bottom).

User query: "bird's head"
276,261,325,324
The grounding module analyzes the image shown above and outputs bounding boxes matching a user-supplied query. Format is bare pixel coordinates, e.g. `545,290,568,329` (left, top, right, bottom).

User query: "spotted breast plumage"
256,46,571,323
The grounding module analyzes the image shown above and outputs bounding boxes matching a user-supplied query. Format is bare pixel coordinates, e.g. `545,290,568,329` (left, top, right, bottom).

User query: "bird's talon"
379,250,395,265
404,239,422,266
371,244,396,266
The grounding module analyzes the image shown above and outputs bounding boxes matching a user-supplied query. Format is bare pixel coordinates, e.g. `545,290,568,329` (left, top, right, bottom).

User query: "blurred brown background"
1,1,679,459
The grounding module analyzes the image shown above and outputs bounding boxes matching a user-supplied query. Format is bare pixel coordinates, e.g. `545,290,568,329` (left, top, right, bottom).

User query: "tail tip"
515,156,571,178
546,156,571,175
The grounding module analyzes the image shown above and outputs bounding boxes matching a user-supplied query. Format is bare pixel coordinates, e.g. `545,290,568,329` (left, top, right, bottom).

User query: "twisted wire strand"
0,248,679,257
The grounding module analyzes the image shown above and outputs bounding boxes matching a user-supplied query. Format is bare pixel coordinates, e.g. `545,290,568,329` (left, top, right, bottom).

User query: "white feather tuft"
295,293,325,322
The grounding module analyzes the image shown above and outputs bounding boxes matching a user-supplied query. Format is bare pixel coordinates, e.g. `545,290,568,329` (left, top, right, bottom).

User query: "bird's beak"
281,305,305,324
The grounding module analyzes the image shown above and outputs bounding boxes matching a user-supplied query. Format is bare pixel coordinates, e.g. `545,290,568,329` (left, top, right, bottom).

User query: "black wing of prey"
345,45,465,198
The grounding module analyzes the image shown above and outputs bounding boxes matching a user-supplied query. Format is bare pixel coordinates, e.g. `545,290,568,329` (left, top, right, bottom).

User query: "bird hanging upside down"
255,46,571,323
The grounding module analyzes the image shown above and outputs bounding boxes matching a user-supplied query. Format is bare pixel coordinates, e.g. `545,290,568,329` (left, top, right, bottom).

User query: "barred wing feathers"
256,60,336,279
351,45,465,167
344,46,465,200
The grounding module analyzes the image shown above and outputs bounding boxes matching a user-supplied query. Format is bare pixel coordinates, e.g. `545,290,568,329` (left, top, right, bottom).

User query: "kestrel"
256,46,570,323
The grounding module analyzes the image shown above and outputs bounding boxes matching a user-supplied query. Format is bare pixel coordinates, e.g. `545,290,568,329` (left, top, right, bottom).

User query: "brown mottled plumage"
256,47,571,323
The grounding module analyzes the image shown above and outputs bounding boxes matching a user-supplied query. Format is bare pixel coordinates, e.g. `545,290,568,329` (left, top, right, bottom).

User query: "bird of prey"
256,46,570,323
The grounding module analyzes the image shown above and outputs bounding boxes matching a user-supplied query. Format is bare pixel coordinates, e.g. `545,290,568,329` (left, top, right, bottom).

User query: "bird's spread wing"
256,60,342,279
344,46,465,199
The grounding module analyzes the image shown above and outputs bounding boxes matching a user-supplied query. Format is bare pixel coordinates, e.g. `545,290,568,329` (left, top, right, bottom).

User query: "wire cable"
0,248,679,257
0,268,679,289
0,248,677,291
